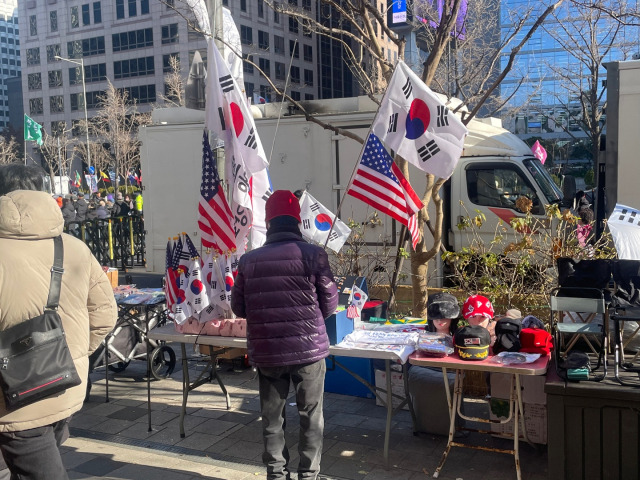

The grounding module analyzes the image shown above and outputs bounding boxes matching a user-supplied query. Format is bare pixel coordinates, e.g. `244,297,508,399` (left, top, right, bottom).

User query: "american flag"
346,132,423,248
164,238,177,311
198,129,235,254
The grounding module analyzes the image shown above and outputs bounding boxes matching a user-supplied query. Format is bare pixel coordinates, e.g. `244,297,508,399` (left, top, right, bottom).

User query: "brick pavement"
60,351,549,480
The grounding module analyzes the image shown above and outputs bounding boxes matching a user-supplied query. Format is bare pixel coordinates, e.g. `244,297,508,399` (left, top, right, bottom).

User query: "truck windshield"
523,158,563,204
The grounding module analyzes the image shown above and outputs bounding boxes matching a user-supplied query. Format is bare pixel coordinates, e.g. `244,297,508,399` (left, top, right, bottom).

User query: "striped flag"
164,239,177,311
198,129,235,254
346,132,423,249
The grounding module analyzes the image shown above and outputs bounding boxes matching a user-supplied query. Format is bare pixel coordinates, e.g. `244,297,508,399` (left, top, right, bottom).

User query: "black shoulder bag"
0,236,81,411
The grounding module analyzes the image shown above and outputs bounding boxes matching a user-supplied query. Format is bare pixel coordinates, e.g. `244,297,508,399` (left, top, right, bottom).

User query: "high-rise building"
18,1,395,163
499,0,640,139
0,0,19,131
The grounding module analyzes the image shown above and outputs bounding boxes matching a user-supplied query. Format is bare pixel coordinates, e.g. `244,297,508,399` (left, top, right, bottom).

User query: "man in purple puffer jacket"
232,190,338,480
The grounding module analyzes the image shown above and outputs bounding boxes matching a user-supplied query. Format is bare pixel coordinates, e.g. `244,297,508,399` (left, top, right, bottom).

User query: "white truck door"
451,159,550,251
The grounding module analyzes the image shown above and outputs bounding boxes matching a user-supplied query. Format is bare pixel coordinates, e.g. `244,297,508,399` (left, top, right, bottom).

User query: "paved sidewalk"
64,350,549,480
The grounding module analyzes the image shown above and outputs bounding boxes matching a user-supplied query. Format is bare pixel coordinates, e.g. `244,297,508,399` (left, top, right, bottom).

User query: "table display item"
493,317,522,354
416,332,454,357
454,325,490,360
520,328,553,355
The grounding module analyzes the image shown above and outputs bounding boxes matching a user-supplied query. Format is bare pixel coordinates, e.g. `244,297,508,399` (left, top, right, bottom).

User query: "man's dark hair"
0,164,46,195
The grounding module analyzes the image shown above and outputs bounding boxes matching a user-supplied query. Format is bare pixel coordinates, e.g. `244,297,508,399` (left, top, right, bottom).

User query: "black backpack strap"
45,236,64,311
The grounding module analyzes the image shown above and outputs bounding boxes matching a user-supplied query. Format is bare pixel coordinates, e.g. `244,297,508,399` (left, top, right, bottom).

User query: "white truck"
139,97,566,283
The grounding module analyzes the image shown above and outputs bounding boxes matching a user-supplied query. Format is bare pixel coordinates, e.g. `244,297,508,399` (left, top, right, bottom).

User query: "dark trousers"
0,418,70,480
258,360,326,480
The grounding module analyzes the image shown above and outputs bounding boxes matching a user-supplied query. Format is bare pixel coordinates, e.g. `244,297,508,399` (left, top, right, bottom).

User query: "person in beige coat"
0,164,117,479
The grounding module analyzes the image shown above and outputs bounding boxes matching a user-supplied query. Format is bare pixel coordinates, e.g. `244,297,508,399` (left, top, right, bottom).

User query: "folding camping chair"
550,287,608,380
609,259,640,386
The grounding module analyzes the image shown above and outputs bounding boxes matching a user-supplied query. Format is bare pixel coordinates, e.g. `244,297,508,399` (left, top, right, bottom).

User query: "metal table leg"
433,369,461,478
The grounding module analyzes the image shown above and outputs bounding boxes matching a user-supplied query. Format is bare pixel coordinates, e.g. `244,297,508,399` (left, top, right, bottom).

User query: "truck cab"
447,117,564,251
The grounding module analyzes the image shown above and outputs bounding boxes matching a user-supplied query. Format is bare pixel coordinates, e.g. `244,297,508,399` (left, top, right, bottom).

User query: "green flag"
24,114,43,146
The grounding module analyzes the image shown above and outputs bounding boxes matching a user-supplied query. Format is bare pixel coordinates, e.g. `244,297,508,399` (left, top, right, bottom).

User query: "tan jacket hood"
0,190,64,240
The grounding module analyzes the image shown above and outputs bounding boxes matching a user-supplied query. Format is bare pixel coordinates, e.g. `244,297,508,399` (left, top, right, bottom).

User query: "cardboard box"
105,268,118,288
490,373,547,405
374,368,408,410
489,398,547,444
198,345,247,360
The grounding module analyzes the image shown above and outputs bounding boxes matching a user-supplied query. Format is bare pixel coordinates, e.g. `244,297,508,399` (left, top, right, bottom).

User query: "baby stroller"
89,305,176,381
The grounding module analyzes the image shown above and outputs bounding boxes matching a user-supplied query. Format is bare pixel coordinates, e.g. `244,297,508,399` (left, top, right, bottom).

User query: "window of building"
70,63,107,84
288,0,298,5
46,44,61,63
93,2,102,23
290,65,300,83
240,25,253,45
166,0,175,7
243,53,253,74
120,84,156,104
161,24,178,44
291,90,300,101
116,0,125,19
48,70,62,88
51,120,66,136
112,28,153,52
304,68,313,86
241,0,247,12
275,62,285,80
67,36,105,58
26,47,40,66
29,15,37,36
70,93,84,111
27,73,42,90
303,44,312,62
114,56,155,79
258,30,269,50
302,0,311,10
288,17,298,33
70,6,79,28
141,0,149,14
50,95,64,113
259,85,271,101
82,4,90,25
259,58,270,77
162,53,179,73
274,35,284,55
50,11,58,32
29,98,43,115
289,40,299,58
305,93,314,100
302,19,312,37
188,25,204,42
128,0,137,17
245,82,254,98
71,91,104,111
273,2,280,23
258,0,264,18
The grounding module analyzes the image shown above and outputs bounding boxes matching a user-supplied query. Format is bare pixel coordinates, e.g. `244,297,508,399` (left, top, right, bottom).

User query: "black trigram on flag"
205,305,215,315
244,128,257,149
418,140,440,162
302,219,311,229
262,190,272,202
219,293,226,302
217,107,226,130
219,74,234,93
211,280,217,290
437,106,449,127
194,298,202,305
402,78,413,99
388,113,398,133
328,231,339,241
310,202,320,212
619,208,640,225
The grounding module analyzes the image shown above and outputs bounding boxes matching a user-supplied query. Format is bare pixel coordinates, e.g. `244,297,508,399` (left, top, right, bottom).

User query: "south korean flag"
371,61,468,180
347,284,368,320
299,191,351,253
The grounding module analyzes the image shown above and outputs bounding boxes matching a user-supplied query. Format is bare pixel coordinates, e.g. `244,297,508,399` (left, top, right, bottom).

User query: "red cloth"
265,190,301,223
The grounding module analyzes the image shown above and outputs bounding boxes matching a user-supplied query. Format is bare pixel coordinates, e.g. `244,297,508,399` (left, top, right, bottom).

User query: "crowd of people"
53,191,143,225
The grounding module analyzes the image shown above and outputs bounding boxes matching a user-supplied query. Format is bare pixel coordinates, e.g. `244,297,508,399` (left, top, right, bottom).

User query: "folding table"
409,353,549,480
147,324,416,466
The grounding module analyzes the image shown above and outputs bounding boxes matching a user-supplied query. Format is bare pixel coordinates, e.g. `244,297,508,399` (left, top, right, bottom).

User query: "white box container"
490,372,547,405
489,398,547,445
374,369,408,410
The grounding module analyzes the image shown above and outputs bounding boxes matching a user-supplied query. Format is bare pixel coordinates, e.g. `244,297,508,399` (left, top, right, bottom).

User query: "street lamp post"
55,55,91,168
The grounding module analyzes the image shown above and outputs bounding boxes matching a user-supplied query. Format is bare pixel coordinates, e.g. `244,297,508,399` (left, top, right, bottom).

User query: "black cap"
454,325,491,360
427,292,460,320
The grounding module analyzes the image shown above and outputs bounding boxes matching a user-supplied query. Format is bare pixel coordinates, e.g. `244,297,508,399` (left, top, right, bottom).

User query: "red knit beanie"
265,190,301,223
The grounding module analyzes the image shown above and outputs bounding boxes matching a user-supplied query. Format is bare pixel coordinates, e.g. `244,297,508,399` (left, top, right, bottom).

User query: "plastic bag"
416,332,454,357
490,351,541,365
